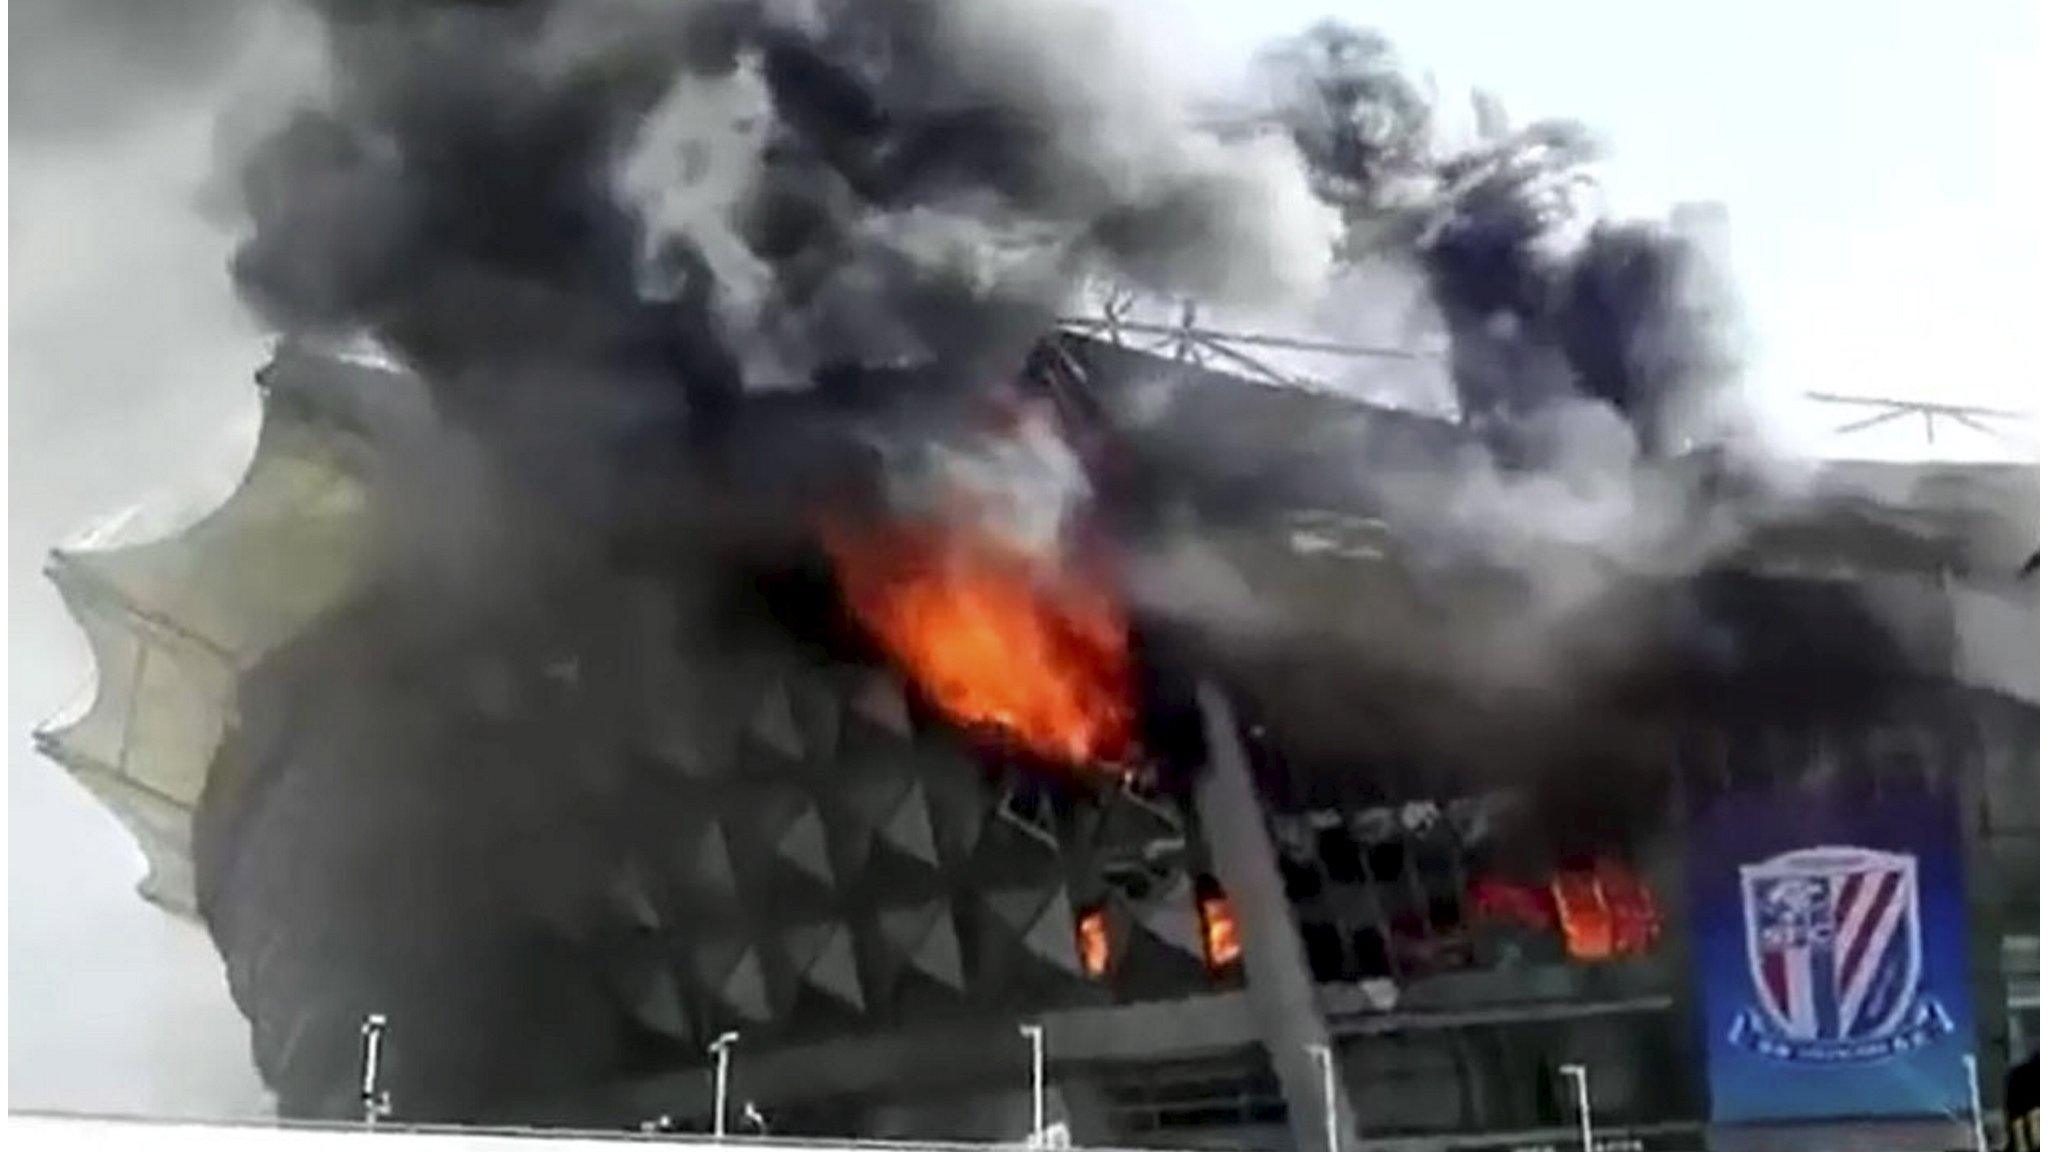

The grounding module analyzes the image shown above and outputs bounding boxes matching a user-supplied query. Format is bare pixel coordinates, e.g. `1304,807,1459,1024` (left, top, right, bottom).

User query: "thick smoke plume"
1102,22,1781,704
229,0,1337,556
1255,23,1743,452
221,0,1819,760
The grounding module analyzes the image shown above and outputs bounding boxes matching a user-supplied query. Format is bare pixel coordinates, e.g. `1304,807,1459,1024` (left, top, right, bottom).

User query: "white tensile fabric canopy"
35,385,378,916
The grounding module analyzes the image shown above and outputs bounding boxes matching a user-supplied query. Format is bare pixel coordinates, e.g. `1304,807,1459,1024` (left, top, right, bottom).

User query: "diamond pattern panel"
782,921,866,1013
845,772,941,870
629,646,1155,1035
968,779,1065,889
878,899,966,992
749,677,806,761
760,787,836,890
879,782,939,866
695,941,773,1024
613,951,693,1040
606,862,663,932
789,671,843,762
984,884,1083,977
1094,786,1185,855
849,671,913,738
921,750,993,865
681,818,739,904
1126,872,1208,964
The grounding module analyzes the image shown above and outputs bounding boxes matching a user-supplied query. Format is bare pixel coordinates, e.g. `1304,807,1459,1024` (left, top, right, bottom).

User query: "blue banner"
1688,783,1979,1123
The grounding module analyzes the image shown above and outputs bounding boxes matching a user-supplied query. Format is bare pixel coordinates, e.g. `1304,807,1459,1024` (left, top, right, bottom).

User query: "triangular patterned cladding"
607,863,665,931
789,671,843,761
995,780,1063,848
777,804,835,888
878,900,966,992
613,952,693,1040
781,921,866,1013
845,772,941,868
880,780,939,865
643,657,761,782
1093,786,1185,855
968,780,1067,890
842,771,905,850
694,941,773,1024
986,887,1051,934
1112,896,1215,992
985,885,1083,977
1126,872,1208,964
759,788,835,889
748,676,807,762
849,670,914,738
682,819,740,903
784,922,833,974
642,692,733,780
823,798,882,884
920,749,993,865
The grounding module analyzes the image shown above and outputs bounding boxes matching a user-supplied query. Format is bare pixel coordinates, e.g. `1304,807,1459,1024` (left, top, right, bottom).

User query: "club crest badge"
1728,846,1954,1063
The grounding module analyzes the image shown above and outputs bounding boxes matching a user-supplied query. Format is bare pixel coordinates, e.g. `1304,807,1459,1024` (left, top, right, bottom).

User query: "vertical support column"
357,1013,391,1126
1192,681,1358,1152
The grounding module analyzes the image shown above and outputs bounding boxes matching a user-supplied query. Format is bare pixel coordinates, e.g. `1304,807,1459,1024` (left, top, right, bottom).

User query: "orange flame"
822,519,1136,767
1548,861,1661,962
1199,894,1242,970
1077,906,1112,979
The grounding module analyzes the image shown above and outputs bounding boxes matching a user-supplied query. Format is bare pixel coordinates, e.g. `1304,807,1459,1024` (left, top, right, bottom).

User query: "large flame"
823,519,1136,767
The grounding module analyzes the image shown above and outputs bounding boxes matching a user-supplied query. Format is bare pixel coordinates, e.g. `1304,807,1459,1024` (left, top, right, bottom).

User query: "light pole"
1305,1044,1340,1152
357,1013,392,1127
708,1031,740,1140
1963,1054,1989,1152
1559,1064,1593,1152
1020,1023,1046,1147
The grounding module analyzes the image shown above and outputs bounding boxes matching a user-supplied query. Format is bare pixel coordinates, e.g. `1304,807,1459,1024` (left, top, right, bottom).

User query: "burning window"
1549,861,1661,962
1597,860,1662,956
1195,879,1242,971
1550,870,1614,960
1076,906,1112,979
1468,861,1661,964
820,519,1135,768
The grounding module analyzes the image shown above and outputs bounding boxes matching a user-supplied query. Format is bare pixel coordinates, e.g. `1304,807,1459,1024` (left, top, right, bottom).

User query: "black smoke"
1256,21,1743,460
227,0,1337,558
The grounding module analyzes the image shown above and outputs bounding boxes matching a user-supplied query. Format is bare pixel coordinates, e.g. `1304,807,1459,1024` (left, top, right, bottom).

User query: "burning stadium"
30,3,2040,1151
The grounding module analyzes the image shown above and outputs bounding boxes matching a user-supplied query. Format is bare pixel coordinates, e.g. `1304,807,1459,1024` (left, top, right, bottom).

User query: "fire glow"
822,519,1136,768
1199,893,1242,970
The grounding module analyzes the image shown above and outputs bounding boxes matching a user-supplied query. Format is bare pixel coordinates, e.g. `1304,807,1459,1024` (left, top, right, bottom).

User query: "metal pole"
1192,682,1359,1152
1560,1064,1593,1152
709,1031,739,1140
1306,1044,1340,1152
1020,1023,1046,1146
1964,1054,1989,1152
357,1013,391,1127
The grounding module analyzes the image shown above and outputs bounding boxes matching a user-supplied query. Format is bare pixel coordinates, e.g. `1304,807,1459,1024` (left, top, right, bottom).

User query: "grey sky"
10,0,286,1117
8,0,2038,1121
